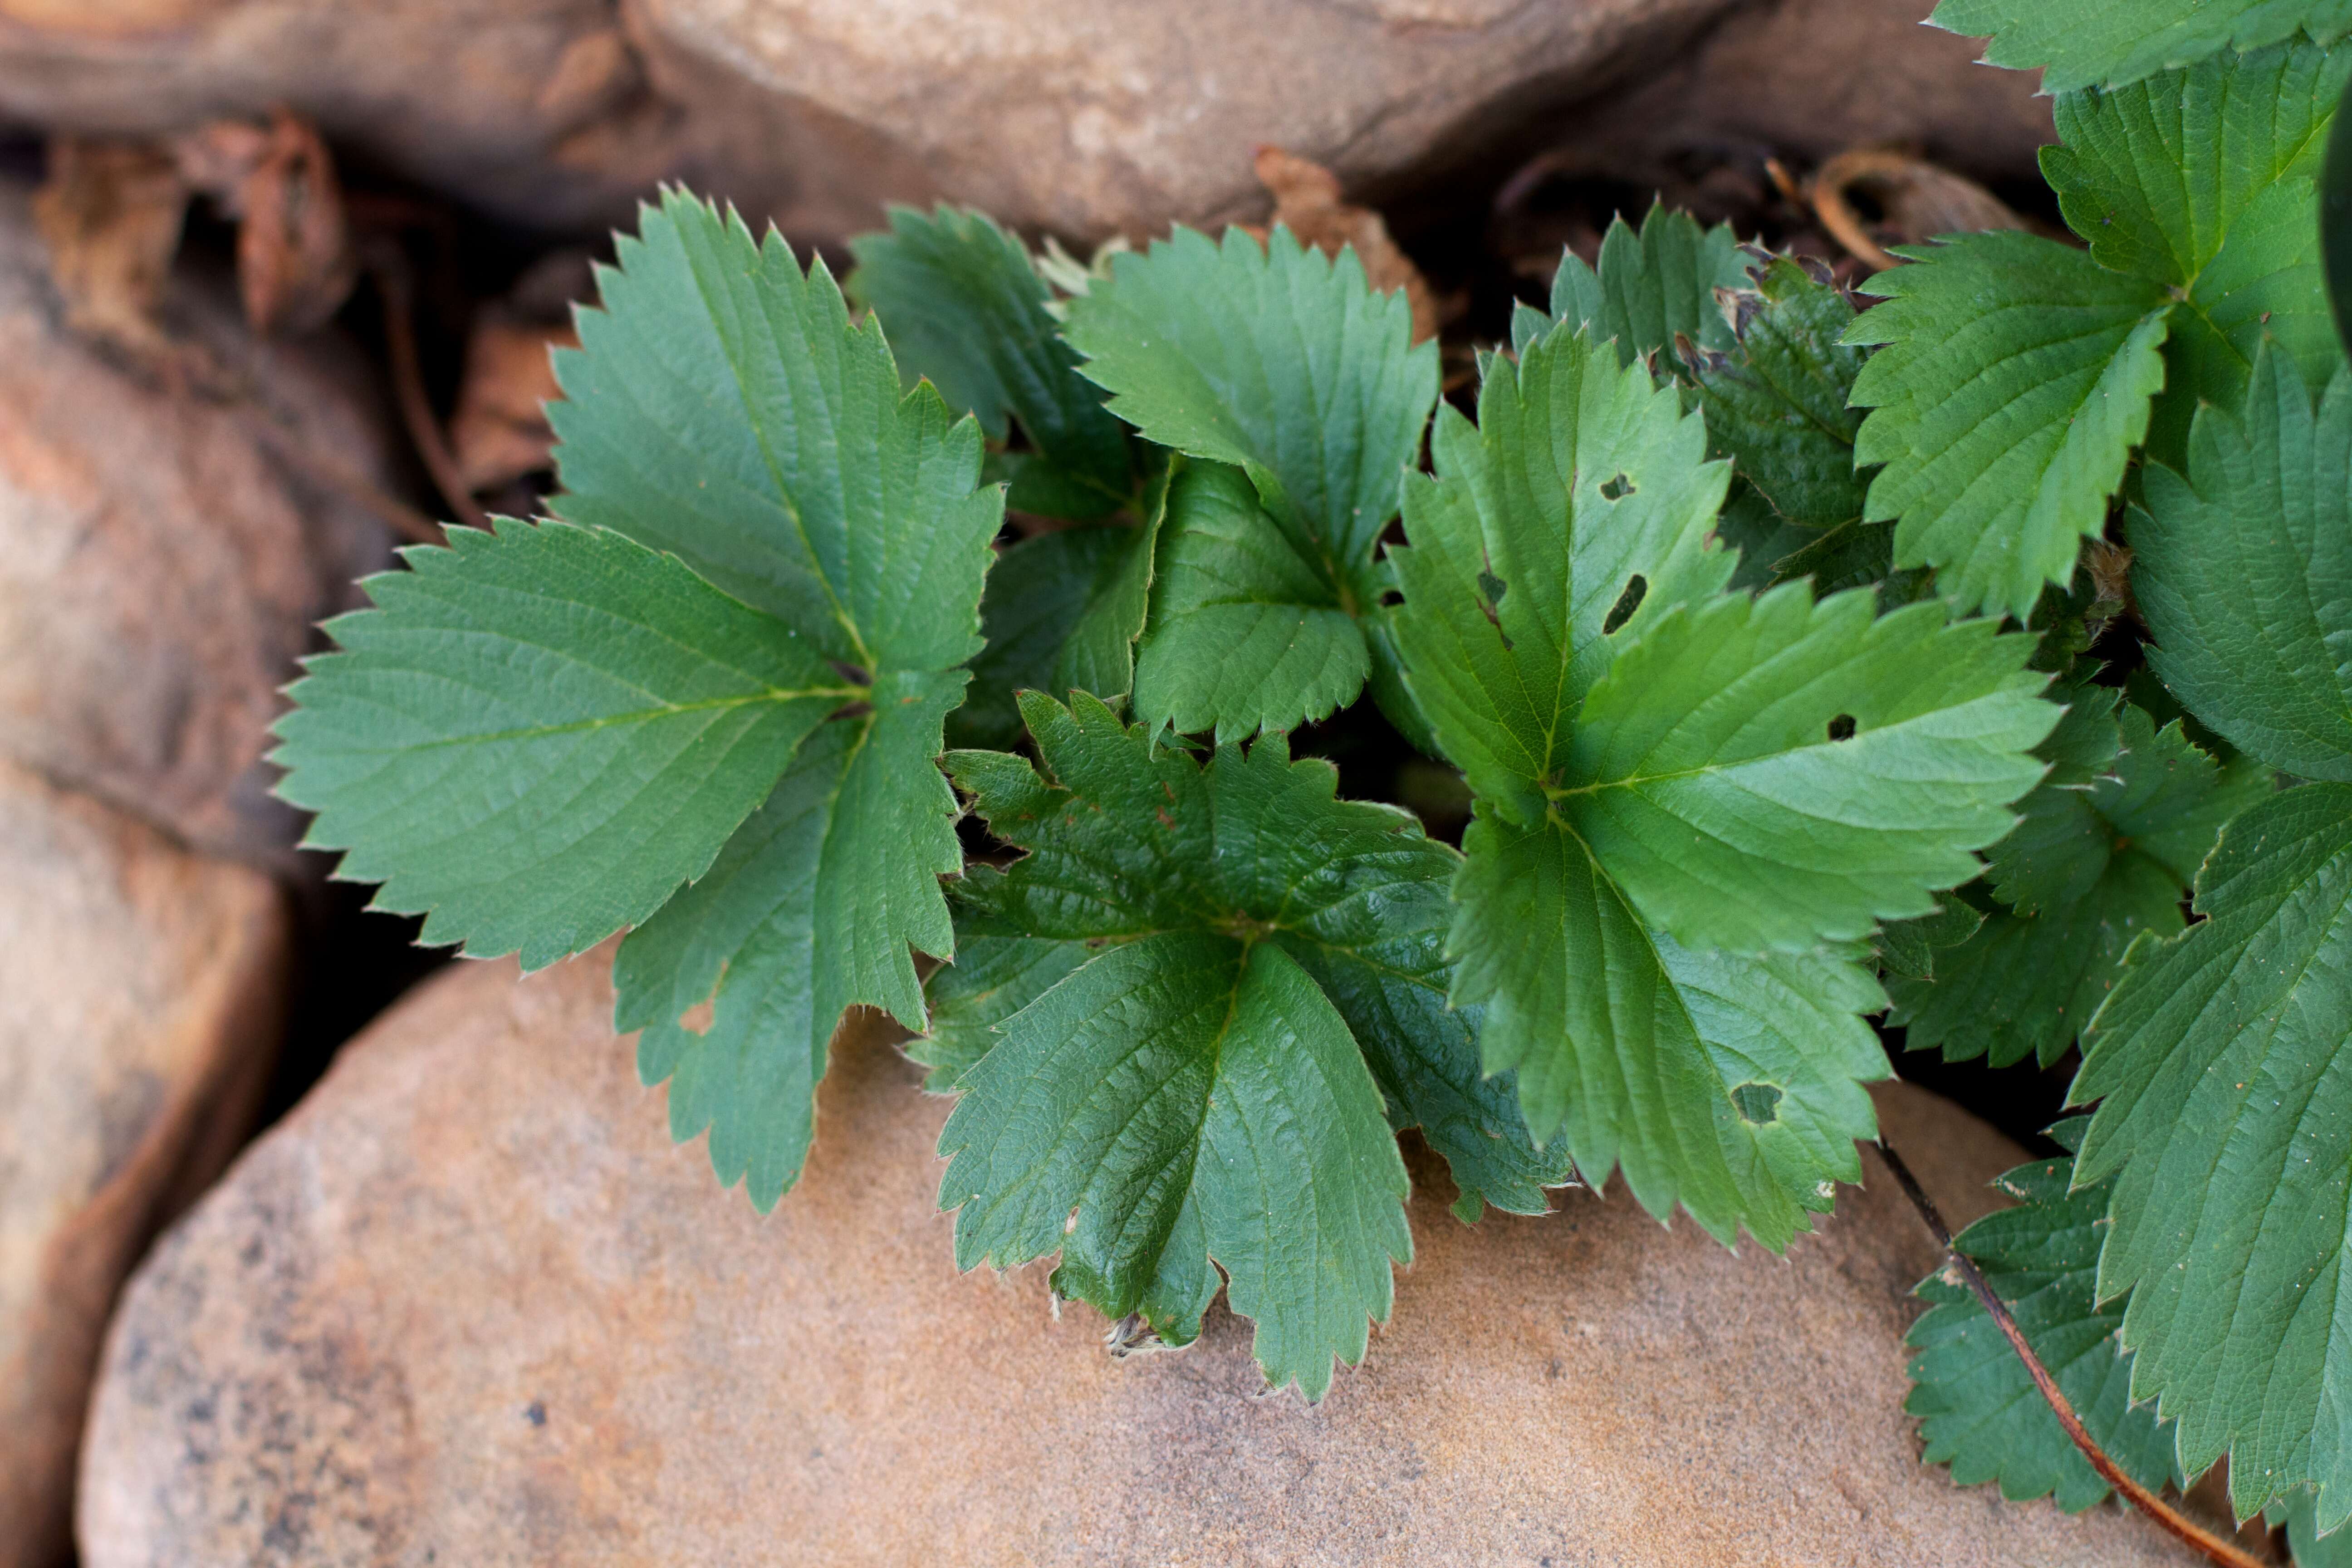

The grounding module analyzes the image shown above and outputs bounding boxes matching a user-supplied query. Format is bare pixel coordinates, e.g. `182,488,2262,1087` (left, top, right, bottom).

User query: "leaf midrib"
386,685,862,752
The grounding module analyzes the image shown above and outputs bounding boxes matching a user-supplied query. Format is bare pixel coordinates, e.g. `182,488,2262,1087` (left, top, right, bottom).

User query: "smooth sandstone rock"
0,0,2047,245
0,756,288,1568
83,951,2184,1567
0,178,393,871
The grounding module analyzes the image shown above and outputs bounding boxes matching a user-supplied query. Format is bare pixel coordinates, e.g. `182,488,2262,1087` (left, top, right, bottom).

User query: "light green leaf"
846,203,1131,514
1543,202,1753,372
1931,0,2352,93
548,190,1001,675
1847,231,2172,619
611,679,966,1208
1875,899,1987,983
1130,460,1370,741
1561,588,2055,955
2072,781,2352,1527
275,518,854,969
2132,351,2352,779
933,693,1566,1392
1447,807,1889,1247
1906,1119,2187,1512
1062,225,1438,737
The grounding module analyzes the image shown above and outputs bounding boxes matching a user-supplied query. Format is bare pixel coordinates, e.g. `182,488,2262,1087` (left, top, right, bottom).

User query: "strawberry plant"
272,2,2352,1555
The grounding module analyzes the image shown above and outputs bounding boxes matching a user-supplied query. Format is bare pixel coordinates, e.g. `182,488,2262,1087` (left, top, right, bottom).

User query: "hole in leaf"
830,659,873,686
1477,569,1508,606
1378,588,1403,608
1827,714,1857,741
1602,574,1646,635
1730,1082,1783,1125
1599,472,1635,501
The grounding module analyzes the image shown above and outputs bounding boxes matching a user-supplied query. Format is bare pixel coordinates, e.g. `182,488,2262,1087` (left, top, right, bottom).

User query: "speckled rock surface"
78,950,2188,1566
0,756,287,1568
0,177,392,871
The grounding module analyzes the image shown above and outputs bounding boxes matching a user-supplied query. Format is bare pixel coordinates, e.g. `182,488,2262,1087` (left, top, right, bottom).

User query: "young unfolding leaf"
1906,1119,2186,1512
1930,0,2352,93
2132,352,2352,780
1515,202,1752,373
847,203,1132,516
1895,702,2269,1068
1062,225,1439,740
1388,320,2055,1244
384,187,998,1204
1846,233,2170,621
2073,782,2352,1529
931,693,1571,1395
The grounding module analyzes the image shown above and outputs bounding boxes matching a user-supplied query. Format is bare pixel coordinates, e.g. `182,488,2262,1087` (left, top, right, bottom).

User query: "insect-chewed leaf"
928,692,1571,1394
1906,1119,2187,1513
1895,703,2270,1068
2072,781,2352,1528
1062,225,1437,740
274,518,855,969
1391,320,2054,1246
1846,231,2171,620
2132,350,2352,779
1931,0,2352,93
1526,201,1752,373
846,203,1131,515
1693,257,1870,536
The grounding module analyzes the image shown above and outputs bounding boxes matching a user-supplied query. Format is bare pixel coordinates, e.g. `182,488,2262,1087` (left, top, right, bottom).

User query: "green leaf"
1062,225,1439,737
1542,203,1753,372
608,692,964,1208
2072,781,2352,1527
274,518,856,969
2272,1488,2352,1567
1446,807,1890,1247
1693,258,1870,534
548,190,1001,675
1906,1119,2187,1512
1847,231,2172,620
908,924,1089,1092
2132,352,2352,779
1895,704,2269,1067
933,693,1568,1391
846,204,1131,516
1130,459,1371,741
1390,323,2054,1242
1875,899,1988,983
1931,0,2352,93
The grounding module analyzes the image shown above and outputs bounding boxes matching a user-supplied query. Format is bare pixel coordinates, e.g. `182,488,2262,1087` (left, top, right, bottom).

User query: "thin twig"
364,238,489,534
1876,1138,2267,1568
1808,150,1909,273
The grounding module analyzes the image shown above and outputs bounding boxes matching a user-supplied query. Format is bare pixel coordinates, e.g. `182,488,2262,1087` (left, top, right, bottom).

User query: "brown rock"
0,755,288,1568
0,176,395,870
0,0,1769,244
82,951,2186,1567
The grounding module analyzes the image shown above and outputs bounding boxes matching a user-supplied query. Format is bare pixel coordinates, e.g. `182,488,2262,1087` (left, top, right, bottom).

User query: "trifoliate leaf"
1847,231,2172,620
461,188,995,1200
1541,203,1752,373
275,518,856,969
1931,0,2352,93
1389,321,2053,1242
933,693,1569,1392
1062,225,1438,739
1906,1119,2186,1513
2133,350,2352,779
845,204,1132,516
1130,459,1371,741
1895,705,2269,1067
2072,781,2352,1527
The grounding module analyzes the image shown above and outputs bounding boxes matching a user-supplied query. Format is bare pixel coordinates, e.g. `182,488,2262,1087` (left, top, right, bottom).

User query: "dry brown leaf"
451,317,578,493
173,110,358,335
1253,146,1440,343
29,137,188,360
1807,149,2026,273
